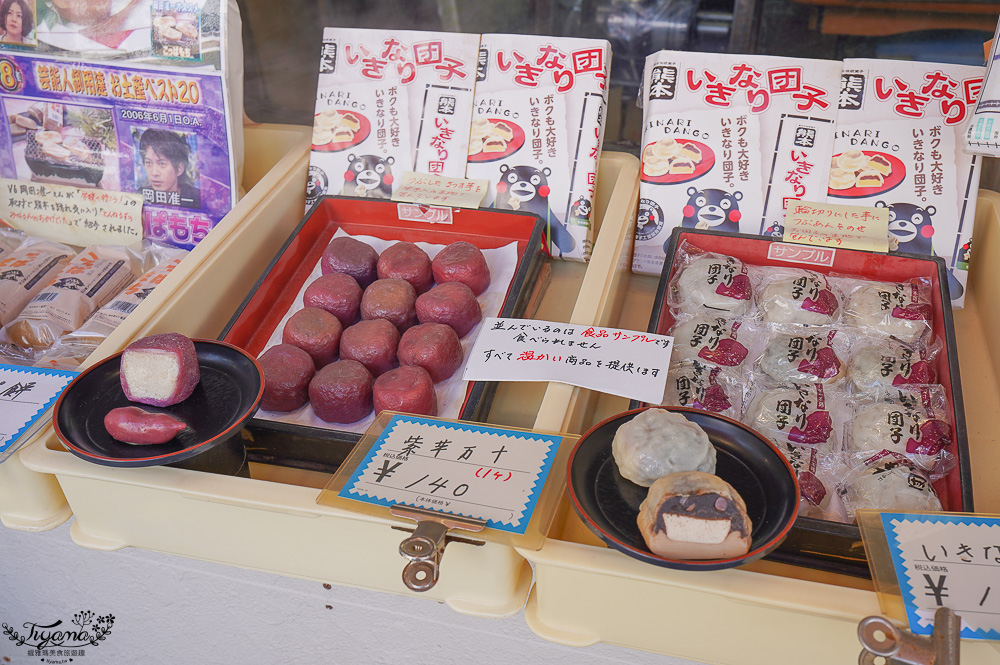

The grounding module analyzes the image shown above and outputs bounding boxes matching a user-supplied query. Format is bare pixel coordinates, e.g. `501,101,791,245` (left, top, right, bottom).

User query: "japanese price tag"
392,172,489,210
339,414,559,534
881,512,1000,640
463,317,674,404
1,179,143,247
783,200,889,253
0,364,77,461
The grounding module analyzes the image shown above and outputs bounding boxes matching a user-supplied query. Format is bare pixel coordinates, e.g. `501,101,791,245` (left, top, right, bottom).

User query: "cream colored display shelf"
516,190,1000,664
20,153,641,618
0,123,311,532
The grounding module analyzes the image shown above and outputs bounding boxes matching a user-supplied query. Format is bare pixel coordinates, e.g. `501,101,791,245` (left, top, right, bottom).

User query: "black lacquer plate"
567,406,800,571
54,340,263,468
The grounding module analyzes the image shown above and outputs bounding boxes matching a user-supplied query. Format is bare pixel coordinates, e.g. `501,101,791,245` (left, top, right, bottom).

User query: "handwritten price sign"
463,317,674,404
0,363,78,461
881,512,1000,640
339,414,559,533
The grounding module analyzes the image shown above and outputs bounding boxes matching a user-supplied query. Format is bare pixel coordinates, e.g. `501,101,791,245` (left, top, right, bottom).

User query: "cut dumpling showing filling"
867,154,892,176
680,143,702,162
483,138,507,153
332,126,355,142
637,471,752,560
855,169,884,188
120,333,200,406
611,408,717,487
669,159,696,175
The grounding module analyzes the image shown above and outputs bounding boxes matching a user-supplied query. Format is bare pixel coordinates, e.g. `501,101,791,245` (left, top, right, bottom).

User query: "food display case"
515,190,1000,662
0,123,311,531
4,1,1000,662
17,152,641,617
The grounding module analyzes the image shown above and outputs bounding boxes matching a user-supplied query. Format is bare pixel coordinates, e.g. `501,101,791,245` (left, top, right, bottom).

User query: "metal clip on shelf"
858,607,960,665
389,504,486,592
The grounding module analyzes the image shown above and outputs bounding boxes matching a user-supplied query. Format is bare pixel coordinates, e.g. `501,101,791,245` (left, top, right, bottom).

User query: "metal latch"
858,607,960,665
389,504,486,592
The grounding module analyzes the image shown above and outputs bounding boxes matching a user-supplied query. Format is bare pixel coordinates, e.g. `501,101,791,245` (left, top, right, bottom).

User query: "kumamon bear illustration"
341,154,394,199
494,164,575,254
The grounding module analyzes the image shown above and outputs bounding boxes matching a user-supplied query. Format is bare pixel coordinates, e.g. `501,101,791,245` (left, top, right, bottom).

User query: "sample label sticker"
464,318,674,404
766,242,837,267
0,364,78,459
1,179,143,247
392,172,489,209
340,415,559,534
396,203,453,225
783,200,889,252
882,512,1000,640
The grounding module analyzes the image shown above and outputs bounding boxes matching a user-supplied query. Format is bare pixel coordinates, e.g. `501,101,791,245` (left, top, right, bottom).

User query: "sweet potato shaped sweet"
104,406,186,445
321,236,379,287
377,242,434,294
303,273,363,327
431,241,491,296
258,344,316,412
374,365,437,416
360,278,417,332
339,318,400,377
120,332,200,406
309,359,374,423
415,282,482,338
282,307,342,368
397,323,463,383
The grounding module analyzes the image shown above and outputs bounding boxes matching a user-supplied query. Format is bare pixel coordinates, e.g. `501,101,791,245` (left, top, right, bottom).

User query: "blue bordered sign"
339,414,560,534
882,512,1000,641
0,363,78,461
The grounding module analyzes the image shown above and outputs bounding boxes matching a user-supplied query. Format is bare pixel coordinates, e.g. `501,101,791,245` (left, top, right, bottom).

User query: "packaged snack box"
834,59,983,307
634,52,842,276
465,34,611,261
307,28,481,206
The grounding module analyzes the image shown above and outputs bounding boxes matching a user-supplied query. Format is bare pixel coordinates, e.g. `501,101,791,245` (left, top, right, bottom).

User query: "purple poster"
0,52,234,249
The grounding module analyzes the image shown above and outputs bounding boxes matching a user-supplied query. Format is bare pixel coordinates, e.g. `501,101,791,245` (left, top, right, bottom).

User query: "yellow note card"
783,200,889,253
1,179,143,247
392,172,489,210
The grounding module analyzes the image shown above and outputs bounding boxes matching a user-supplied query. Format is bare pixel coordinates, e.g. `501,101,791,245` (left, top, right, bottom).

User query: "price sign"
881,512,1000,640
463,317,674,404
339,414,559,534
0,364,78,461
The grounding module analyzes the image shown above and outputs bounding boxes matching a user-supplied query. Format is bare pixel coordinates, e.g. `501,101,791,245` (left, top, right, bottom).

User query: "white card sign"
882,512,1000,640
0,364,78,461
463,318,674,404
339,414,559,534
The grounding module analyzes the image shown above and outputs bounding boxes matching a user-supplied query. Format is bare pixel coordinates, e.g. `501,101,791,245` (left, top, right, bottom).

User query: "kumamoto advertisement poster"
0,52,235,249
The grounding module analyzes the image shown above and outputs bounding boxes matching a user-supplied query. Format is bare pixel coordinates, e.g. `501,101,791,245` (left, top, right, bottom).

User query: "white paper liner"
254,230,520,434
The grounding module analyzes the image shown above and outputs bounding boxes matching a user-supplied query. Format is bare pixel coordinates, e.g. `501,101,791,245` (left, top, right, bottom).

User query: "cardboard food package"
306,28,481,207
633,52,842,276
465,34,612,262
833,59,984,308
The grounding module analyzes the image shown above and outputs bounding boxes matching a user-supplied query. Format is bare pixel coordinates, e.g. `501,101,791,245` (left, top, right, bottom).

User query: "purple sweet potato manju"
104,406,186,444
258,344,316,412
120,332,200,406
